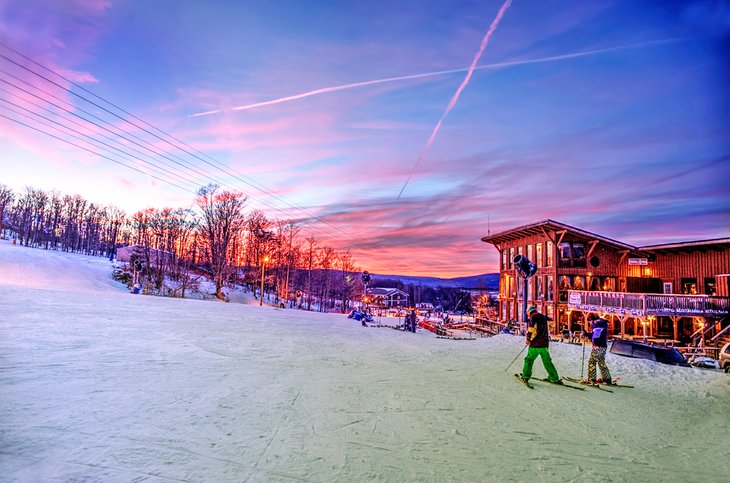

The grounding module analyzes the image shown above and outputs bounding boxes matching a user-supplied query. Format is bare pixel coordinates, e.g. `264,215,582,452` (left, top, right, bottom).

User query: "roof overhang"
481,219,636,251
639,238,730,254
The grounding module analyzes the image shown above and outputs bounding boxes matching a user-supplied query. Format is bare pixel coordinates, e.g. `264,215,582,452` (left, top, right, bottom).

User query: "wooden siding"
484,221,730,337
648,248,730,294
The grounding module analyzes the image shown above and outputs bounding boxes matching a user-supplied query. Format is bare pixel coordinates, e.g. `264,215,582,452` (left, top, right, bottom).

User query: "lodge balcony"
567,290,729,318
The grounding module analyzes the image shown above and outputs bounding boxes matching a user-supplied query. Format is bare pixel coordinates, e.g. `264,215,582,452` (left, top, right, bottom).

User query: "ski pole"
581,332,587,379
504,343,529,372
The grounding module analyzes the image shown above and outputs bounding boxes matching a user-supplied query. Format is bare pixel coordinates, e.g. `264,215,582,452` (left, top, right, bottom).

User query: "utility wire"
0,45,366,245
0,46,380,252
0,99,204,192
0,68,236,191
0,60,349,239
0,113,199,196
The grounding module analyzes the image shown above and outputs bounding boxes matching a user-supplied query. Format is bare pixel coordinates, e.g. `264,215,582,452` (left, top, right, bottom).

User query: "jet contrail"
396,0,512,199
190,37,681,118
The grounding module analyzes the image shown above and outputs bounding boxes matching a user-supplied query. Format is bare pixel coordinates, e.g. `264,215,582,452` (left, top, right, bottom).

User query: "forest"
0,183,477,313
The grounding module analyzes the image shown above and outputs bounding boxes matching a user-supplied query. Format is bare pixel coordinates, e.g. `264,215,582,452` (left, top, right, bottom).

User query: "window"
536,243,543,268
573,276,585,291
558,275,571,302
509,247,515,268
559,242,571,259
536,276,543,300
559,276,572,290
681,278,697,295
590,276,602,291
603,278,616,292
558,241,587,268
501,250,507,271
704,278,716,296
546,276,554,302
546,241,553,267
527,244,533,265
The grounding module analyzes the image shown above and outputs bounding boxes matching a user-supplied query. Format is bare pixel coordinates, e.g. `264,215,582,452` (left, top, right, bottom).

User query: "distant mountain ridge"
370,273,499,290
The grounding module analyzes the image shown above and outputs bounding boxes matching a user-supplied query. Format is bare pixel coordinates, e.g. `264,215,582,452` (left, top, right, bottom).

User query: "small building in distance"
481,219,730,349
116,245,176,266
366,287,409,308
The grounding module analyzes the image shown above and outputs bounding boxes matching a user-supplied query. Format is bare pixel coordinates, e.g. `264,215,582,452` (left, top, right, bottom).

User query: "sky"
1,239,729,481
0,0,729,277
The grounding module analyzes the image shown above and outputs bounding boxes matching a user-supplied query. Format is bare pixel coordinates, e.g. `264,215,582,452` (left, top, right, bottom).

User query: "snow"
1,240,728,482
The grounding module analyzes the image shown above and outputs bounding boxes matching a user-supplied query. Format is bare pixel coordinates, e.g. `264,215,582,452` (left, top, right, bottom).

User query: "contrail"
396,0,512,199
190,38,681,118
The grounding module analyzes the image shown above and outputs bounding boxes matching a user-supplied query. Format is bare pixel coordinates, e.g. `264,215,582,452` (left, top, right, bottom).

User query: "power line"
0,45,381,253
0,47,361,240
0,79,231,193
0,67,237,191
0,113,199,196
0,98,204,192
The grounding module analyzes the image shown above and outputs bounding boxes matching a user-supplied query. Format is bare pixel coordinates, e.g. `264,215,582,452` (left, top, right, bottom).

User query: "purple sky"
1,0,728,277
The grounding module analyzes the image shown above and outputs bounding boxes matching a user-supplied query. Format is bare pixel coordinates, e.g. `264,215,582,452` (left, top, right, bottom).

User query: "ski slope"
0,239,728,482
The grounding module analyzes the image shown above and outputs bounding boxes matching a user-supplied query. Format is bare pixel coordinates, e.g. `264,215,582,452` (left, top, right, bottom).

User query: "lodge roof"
639,237,730,254
368,287,408,297
480,219,636,251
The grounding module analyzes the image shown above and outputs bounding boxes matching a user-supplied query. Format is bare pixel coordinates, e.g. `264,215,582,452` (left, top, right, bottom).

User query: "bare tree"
196,184,247,300
339,251,358,313
304,237,317,310
46,191,63,250
0,184,13,238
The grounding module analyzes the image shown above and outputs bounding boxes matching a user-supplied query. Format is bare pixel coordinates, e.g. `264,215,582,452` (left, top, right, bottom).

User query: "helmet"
527,306,538,316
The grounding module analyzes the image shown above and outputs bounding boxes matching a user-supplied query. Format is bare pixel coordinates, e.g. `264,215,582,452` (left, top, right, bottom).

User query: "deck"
567,290,729,318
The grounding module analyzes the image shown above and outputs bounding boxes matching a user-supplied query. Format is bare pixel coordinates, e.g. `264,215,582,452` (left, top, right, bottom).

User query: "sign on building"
628,258,648,266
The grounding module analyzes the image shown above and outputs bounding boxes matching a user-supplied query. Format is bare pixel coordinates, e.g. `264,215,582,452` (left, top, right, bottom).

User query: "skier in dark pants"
585,313,612,384
404,310,417,332
519,306,561,384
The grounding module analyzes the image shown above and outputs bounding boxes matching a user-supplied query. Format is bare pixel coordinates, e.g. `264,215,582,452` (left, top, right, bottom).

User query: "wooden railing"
567,290,729,317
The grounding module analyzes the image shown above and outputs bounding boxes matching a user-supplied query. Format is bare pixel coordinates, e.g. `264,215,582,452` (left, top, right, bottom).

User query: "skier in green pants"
519,306,561,384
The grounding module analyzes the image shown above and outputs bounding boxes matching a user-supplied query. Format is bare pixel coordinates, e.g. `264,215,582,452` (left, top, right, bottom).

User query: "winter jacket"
526,313,550,348
591,318,609,347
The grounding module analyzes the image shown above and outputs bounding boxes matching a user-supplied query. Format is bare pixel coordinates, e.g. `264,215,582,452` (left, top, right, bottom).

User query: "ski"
599,377,633,388
599,381,634,388
514,373,534,389
538,378,586,391
564,377,613,392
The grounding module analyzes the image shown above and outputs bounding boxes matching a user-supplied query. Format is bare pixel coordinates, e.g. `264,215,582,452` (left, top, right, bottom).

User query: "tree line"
0,183,484,313
0,183,367,310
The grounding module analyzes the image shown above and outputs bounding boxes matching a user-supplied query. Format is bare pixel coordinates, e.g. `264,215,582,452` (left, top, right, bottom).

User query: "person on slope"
519,306,562,384
584,313,612,385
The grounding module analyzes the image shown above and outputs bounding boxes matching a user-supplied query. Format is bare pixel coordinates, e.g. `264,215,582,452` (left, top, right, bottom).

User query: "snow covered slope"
0,240,127,294
0,240,728,482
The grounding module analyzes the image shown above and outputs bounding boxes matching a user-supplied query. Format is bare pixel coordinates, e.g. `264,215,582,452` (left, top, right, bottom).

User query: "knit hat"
527,306,538,316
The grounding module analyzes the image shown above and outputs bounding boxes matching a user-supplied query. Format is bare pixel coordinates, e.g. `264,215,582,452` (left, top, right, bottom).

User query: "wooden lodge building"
365,287,409,309
481,220,730,347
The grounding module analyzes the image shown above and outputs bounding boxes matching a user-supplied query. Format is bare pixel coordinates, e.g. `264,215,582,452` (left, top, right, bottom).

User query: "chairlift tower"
362,271,371,311
513,255,537,334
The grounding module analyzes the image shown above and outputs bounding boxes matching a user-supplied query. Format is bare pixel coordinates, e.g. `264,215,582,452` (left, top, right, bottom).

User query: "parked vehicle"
688,356,720,370
609,339,691,367
719,342,730,373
